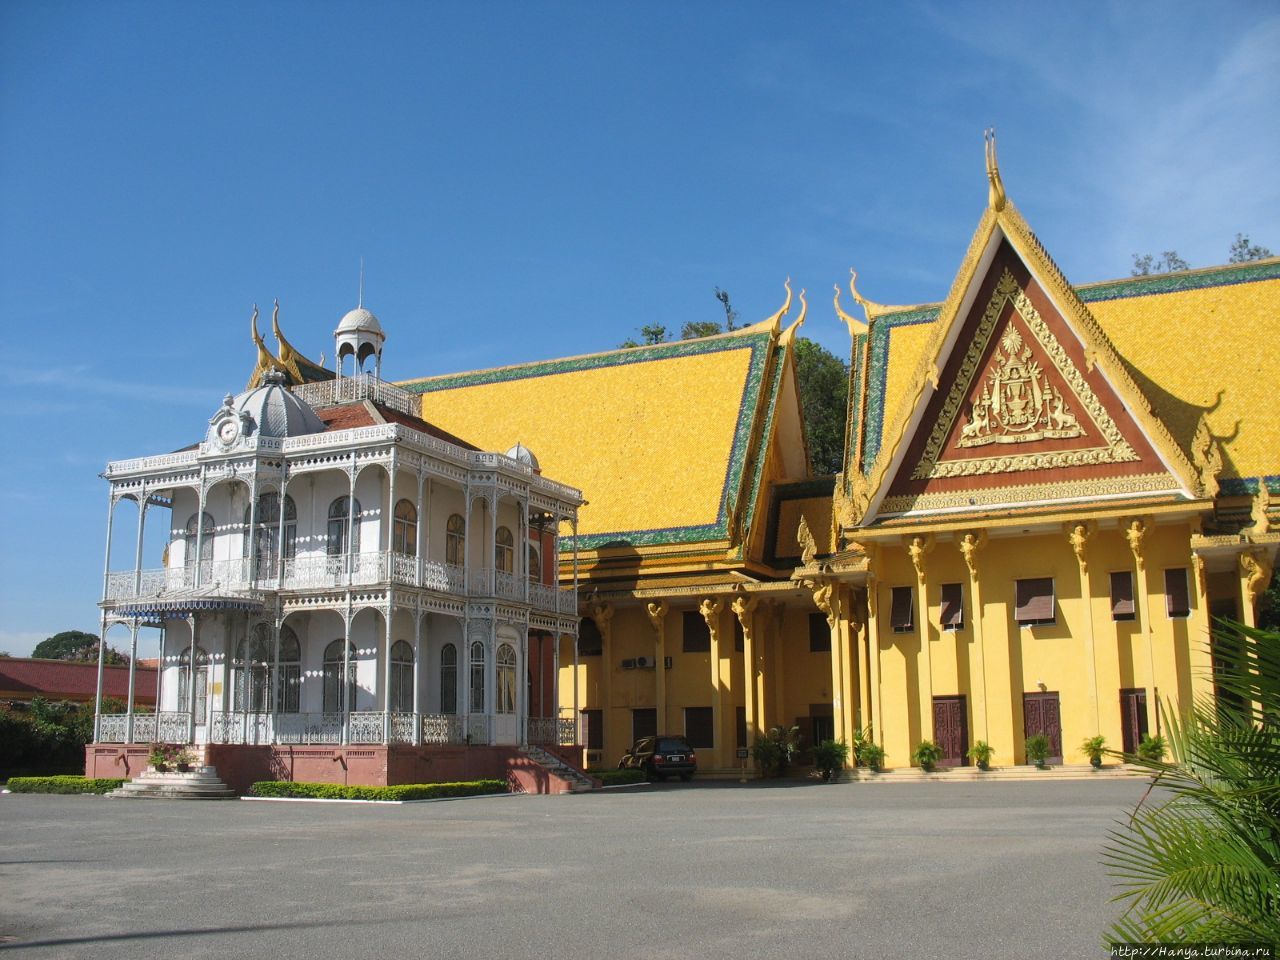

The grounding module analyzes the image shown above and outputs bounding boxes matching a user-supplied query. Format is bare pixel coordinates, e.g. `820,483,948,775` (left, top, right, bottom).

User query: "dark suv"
619,735,697,781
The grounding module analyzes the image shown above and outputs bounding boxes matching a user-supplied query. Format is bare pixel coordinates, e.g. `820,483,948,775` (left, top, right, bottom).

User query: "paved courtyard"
0,778,1148,959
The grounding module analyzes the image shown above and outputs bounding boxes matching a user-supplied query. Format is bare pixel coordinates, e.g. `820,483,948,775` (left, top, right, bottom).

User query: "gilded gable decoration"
797,515,818,566
1250,484,1272,535
1191,415,1224,500
958,530,987,576
1240,548,1273,603
911,270,1138,481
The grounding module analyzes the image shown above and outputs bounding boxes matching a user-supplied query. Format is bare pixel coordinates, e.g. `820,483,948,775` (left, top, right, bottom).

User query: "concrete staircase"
519,746,596,793
108,766,239,800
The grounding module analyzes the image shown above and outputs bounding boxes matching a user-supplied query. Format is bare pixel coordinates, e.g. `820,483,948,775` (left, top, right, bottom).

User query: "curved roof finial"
762,277,793,331
985,127,1006,212
270,298,283,343
795,287,807,328
250,303,264,346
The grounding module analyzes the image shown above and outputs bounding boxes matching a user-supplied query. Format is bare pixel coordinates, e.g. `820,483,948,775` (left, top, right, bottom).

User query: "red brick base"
86,743,589,795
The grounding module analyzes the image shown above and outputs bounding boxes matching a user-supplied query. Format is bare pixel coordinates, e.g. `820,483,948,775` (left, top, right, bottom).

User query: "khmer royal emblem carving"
958,325,1083,447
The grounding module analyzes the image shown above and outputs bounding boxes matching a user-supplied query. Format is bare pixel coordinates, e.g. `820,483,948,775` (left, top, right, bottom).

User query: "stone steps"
519,746,595,792
108,766,239,800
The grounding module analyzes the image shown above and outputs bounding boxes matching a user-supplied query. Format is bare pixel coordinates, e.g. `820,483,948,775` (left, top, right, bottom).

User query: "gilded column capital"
1125,518,1147,571
699,597,722,635
801,577,840,628
1240,548,1273,603
590,601,614,629
1192,552,1208,597
645,599,669,633
1066,521,1095,573
957,530,988,578
730,593,759,629
907,534,935,584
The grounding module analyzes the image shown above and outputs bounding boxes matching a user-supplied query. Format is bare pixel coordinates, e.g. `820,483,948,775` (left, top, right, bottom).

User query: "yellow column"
755,604,768,732
592,601,615,755
1069,523,1101,735
866,576,883,745
838,590,857,747
700,597,724,769
1189,553,1215,704
645,600,669,736
854,597,871,736
771,601,787,728
1126,519,1159,735
803,577,846,745
909,536,935,744
959,532,989,744
1239,548,1271,629
731,594,759,770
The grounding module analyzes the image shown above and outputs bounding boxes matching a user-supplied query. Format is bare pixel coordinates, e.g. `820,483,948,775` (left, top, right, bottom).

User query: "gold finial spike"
271,298,282,341
250,303,264,345
796,287,807,326
762,277,794,330
985,127,1006,212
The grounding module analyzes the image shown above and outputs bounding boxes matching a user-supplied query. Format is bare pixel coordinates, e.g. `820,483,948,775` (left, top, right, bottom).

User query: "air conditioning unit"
586,750,603,764
635,655,654,669
621,658,637,670
664,656,673,670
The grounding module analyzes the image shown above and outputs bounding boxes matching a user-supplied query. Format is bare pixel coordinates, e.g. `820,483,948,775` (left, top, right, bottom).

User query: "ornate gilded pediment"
911,269,1138,482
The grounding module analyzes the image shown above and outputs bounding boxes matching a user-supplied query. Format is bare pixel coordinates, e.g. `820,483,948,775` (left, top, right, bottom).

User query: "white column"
186,614,198,743
382,607,393,743
93,617,109,742
193,483,208,588
133,494,148,594
341,608,353,744
413,607,423,745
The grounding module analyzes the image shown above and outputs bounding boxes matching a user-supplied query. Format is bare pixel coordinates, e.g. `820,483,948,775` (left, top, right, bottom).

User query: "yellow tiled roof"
401,327,779,550
857,259,1280,485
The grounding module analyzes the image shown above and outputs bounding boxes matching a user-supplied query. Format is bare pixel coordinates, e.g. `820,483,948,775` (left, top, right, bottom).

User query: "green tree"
1131,251,1190,276
680,321,723,339
1228,233,1273,264
32,630,128,665
794,337,850,475
1104,621,1280,946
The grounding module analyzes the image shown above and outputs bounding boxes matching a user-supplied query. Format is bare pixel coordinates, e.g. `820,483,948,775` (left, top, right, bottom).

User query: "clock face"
218,419,239,445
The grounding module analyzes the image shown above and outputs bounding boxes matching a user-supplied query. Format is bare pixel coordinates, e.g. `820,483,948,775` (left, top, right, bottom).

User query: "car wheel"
679,772,692,782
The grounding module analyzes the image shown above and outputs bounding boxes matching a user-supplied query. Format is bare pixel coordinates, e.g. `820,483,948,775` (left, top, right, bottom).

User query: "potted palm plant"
912,739,942,772
1025,734,1050,769
1080,735,1106,769
859,742,886,773
967,740,994,771
813,739,851,782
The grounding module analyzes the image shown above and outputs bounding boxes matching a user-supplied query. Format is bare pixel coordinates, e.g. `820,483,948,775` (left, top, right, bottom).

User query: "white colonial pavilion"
93,304,583,757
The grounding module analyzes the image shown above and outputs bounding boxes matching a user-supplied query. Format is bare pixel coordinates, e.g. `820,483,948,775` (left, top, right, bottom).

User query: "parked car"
619,735,697,781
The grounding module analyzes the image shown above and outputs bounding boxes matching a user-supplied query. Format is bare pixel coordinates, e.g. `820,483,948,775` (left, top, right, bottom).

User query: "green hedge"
6,775,125,795
587,768,647,786
248,779,508,801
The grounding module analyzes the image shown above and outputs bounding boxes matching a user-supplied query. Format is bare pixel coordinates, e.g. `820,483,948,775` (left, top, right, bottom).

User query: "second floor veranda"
103,551,579,613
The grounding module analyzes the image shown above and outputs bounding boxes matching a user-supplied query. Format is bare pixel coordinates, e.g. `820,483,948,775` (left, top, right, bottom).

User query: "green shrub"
967,740,994,770
812,740,851,781
1025,733,1050,768
751,725,801,777
1080,735,1107,768
912,739,942,772
247,779,508,801
1136,734,1167,762
0,700,95,777
6,775,125,795
859,742,886,771
587,768,647,786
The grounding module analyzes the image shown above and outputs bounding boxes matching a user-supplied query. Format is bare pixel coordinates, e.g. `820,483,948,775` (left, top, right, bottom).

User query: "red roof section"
0,658,157,704
314,400,479,450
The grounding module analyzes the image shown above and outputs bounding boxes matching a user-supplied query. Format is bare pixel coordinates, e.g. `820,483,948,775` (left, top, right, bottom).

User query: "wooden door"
1119,688,1148,755
1023,692,1062,763
932,696,968,766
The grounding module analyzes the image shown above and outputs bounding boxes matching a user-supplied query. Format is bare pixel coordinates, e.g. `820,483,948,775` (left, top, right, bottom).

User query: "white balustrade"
470,568,493,595
156,712,191,742
557,718,578,746
421,713,464,744
389,712,417,744
526,717,557,745
348,711,386,744
390,552,418,585
97,714,128,743
495,570,520,600
467,714,489,745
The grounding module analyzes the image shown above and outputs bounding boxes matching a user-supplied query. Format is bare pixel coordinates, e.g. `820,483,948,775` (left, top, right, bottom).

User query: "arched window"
469,641,485,713
528,545,541,583
393,500,418,556
177,645,209,724
440,643,457,715
495,526,514,573
446,514,465,566
327,497,362,556
233,625,273,712
184,513,214,569
243,493,296,569
496,643,517,715
323,639,357,713
389,640,414,713
277,626,301,714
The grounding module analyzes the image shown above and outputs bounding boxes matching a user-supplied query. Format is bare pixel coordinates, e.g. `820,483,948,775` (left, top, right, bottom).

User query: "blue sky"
1,2,1277,657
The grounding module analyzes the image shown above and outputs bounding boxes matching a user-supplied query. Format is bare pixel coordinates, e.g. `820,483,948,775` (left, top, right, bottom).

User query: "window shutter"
1015,578,1055,624
1110,571,1135,620
1165,568,1190,618
682,612,710,652
890,586,914,630
940,583,964,628
808,613,831,651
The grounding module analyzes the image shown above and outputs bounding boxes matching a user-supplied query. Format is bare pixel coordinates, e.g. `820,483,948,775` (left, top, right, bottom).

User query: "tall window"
808,613,830,652
389,640,414,713
682,611,710,652
528,545,541,583
277,626,301,713
496,643,517,714
1165,568,1191,619
323,639,357,713
469,641,486,713
446,514,465,566
940,583,964,631
440,643,458,714
890,586,914,633
177,645,209,724
243,493,297,570
327,497,362,556
184,512,214,569
1110,571,1136,622
1014,577,1056,626
233,625,272,712
393,500,417,556
495,527,514,573
578,618,602,656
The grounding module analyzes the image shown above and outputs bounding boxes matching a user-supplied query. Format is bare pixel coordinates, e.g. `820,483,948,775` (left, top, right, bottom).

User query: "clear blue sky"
1,2,1276,657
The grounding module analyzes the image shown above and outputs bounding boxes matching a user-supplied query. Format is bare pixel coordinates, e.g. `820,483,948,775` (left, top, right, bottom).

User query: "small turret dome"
234,370,325,438
506,443,540,471
336,306,383,337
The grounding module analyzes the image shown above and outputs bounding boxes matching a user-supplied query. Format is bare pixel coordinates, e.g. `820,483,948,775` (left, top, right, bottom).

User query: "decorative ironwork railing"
389,712,417,744
273,713,343,745
495,571,521,600
348,711,386,744
292,373,419,417
467,714,489,745
421,713,465,744
97,712,192,743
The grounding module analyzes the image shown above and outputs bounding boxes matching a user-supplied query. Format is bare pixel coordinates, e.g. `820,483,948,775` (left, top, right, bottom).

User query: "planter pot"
1090,757,1102,770
977,761,990,772
177,763,192,773
1034,761,1048,770
152,764,169,773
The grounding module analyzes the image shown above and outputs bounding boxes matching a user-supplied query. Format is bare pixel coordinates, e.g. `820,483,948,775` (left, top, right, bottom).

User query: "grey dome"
506,443,540,470
336,306,383,336
235,371,325,438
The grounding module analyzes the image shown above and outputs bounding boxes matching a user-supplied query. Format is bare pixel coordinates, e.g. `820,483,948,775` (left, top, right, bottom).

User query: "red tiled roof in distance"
0,658,158,705
314,401,480,451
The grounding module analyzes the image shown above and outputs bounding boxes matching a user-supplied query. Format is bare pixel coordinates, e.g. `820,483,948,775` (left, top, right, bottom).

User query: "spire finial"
984,127,1006,212
358,257,364,308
